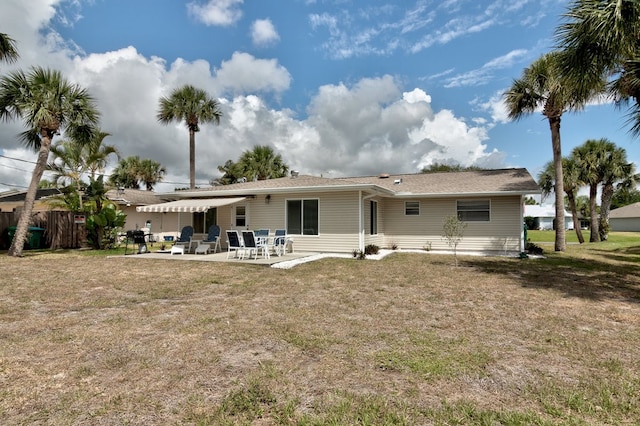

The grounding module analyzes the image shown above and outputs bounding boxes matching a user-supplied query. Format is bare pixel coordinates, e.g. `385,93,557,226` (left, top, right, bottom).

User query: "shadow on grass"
461,247,640,304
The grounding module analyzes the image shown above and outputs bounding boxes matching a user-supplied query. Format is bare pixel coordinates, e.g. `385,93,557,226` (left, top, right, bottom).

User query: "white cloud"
187,0,243,26
251,19,280,47
213,52,291,96
0,0,507,194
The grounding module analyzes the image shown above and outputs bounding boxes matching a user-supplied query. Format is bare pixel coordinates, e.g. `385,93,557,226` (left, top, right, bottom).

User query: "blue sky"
1,0,639,194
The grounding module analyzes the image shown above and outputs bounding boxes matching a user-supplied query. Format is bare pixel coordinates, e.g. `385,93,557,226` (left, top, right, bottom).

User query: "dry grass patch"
0,243,639,424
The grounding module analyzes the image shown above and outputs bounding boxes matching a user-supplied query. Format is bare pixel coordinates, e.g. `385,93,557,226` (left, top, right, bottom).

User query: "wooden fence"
0,211,85,250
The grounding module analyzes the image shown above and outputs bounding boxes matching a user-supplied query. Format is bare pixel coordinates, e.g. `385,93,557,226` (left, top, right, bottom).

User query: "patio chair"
271,229,287,256
203,225,221,253
242,231,261,259
226,230,244,259
172,225,193,255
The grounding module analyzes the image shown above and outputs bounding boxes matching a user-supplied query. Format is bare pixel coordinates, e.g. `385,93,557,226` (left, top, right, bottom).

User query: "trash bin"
6,226,45,249
28,227,45,249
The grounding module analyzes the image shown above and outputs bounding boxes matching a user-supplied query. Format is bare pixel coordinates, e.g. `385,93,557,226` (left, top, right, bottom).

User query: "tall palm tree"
237,145,289,181
572,138,612,242
538,157,585,243
0,67,99,256
504,51,602,251
157,85,222,189
597,142,634,240
556,0,640,134
0,33,19,64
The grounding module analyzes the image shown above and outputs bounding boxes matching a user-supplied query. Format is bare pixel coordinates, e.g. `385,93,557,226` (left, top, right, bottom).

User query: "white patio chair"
226,230,245,259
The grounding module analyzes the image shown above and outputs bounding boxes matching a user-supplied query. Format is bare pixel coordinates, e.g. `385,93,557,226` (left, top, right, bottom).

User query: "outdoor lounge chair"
226,230,244,259
241,230,267,260
171,225,193,255
271,229,287,256
202,225,221,253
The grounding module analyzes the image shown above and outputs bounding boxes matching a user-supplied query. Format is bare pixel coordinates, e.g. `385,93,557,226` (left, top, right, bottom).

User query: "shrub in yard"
525,241,544,255
364,244,379,255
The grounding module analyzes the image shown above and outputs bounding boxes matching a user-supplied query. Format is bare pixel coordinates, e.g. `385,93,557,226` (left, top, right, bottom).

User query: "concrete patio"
120,249,323,267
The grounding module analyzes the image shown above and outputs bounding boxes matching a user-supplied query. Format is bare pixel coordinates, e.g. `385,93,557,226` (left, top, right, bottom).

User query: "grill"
125,230,148,254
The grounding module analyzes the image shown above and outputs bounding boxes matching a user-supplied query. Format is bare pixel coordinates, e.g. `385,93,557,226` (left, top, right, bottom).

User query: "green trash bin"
28,227,45,249
6,226,45,249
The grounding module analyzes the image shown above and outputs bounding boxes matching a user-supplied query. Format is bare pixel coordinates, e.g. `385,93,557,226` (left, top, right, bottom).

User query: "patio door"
192,209,218,233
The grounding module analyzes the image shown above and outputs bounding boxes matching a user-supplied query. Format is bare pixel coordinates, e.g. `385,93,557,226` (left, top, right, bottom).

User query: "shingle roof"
340,168,540,195
168,168,539,198
106,188,170,205
610,202,640,219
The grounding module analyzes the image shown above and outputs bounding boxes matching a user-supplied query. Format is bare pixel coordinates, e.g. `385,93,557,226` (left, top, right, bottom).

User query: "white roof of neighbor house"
524,205,571,218
610,202,640,219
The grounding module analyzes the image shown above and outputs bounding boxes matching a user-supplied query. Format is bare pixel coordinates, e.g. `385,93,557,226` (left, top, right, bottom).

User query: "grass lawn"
1,234,639,424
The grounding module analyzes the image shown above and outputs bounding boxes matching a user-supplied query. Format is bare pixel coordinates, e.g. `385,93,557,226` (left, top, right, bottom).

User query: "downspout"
359,191,364,252
520,196,525,253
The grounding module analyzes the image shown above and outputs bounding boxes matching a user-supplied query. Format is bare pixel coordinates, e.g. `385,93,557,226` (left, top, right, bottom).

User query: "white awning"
136,197,246,213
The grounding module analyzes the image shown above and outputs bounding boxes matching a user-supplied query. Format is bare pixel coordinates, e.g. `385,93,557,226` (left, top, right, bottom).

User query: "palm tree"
572,138,611,242
157,85,222,189
504,51,602,251
0,67,99,256
48,129,119,209
596,143,634,240
0,33,19,64
556,0,640,134
236,145,289,181
109,156,166,190
137,158,166,191
538,157,585,243
83,130,120,179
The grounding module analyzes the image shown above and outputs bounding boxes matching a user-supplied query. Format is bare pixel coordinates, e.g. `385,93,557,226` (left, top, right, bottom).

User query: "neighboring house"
0,188,63,212
106,188,174,237
138,168,540,255
524,204,573,230
609,202,640,232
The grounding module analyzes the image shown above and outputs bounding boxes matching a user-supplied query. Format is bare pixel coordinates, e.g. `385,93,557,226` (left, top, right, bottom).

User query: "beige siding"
382,196,523,253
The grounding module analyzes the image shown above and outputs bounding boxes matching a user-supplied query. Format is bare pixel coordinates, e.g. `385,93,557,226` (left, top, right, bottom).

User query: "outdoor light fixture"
265,194,271,204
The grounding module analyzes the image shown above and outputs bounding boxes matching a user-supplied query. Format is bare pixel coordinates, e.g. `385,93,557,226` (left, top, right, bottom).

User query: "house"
105,188,174,238
138,168,540,255
524,204,573,230
609,202,640,232
0,188,63,212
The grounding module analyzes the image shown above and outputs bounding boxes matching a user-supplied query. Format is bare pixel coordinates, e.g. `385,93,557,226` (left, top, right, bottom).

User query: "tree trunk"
567,192,585,244
599,182,614,241
549,116,566,252
589,183,600,242
8,131,52,256
189,128,196,190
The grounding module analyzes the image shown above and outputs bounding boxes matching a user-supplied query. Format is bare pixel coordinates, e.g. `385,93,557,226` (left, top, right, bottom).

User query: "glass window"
235,205,246,227
405,201,420,216
193,212,205,233
370,200,378,235
287,199,319,235
457,200,490,222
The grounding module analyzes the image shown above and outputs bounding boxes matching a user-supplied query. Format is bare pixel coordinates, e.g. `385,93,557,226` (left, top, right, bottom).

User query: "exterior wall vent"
394,178,402,185
379,173,390,179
